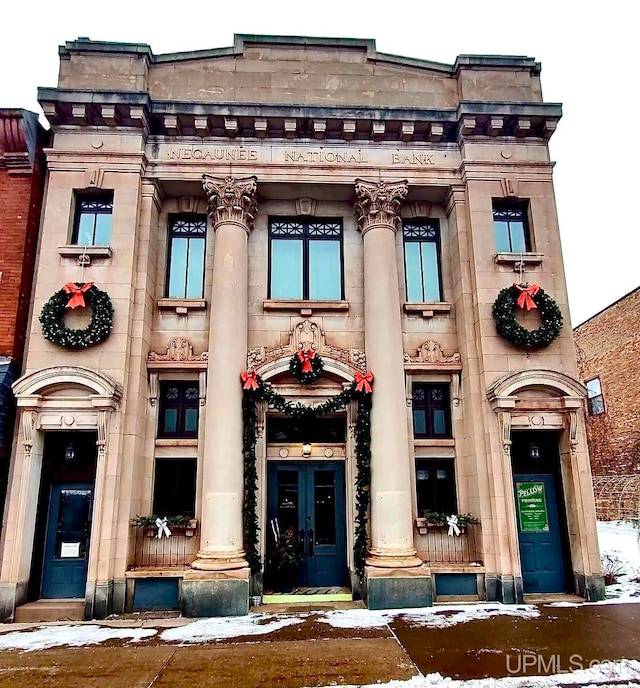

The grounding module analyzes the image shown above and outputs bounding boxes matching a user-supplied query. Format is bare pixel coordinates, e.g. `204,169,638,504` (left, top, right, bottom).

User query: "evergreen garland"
492,284,563,349
40,284,114,349
241,374,372,580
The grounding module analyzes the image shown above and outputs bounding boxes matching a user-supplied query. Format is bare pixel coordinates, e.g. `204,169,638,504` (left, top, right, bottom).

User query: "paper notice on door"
60,542,81,558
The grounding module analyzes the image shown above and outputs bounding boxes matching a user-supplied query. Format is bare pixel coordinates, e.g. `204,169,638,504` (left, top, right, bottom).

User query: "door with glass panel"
267,462,347,588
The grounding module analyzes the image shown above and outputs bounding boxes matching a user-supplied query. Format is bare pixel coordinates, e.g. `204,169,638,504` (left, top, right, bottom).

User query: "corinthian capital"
354,178,408,234
202,175,258,232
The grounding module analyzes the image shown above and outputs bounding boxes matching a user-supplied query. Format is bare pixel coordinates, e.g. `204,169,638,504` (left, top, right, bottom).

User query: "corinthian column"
355,179,422,569
192,175,257,571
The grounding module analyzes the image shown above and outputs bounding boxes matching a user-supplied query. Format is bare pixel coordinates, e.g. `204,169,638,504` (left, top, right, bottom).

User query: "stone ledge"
58,245,113,261
494,252,544,269
154,438,199,447
403,302,452,318
413,439,455,448
263,300,349,316
157,299,207,315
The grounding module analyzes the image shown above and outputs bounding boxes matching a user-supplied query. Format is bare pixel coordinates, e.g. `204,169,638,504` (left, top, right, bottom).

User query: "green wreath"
492,284,563,349
289,348,324,384
40,283,114,349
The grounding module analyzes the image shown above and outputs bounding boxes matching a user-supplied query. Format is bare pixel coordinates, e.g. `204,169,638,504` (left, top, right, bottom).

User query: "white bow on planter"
447,514,461,537
155,517,172,539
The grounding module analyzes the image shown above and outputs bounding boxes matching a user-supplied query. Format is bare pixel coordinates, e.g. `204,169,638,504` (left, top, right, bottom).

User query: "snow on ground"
597,520,640,602
0,624,156,652
159,613,303,642
319,605,540,630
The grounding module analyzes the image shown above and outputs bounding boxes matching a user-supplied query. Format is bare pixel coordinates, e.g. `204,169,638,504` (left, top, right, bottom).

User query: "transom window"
267,416,346,443
412,383,451,439
73,192,113,246
166,215,206,299
415,458,457,515
586,377,605,416
403,220,443,302
269,218,343,300
492,201,531,253
158,382,199,439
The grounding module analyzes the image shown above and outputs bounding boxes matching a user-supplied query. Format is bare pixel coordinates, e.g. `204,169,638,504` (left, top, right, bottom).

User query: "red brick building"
0,109,48,505
574,286,640,477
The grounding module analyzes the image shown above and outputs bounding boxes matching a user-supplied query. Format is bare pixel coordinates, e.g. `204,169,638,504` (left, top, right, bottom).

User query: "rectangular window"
492,201,531,253
72,192,113,246
158,382,199,439
153,457,197,516
416,458,457,515
412,383,451,439
586,377,605,415
166,215,206,299
403,220,443,302
269,218,343,300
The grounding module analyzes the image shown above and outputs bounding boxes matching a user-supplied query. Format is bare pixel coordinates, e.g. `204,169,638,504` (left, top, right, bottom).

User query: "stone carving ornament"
202,174,258,230
354,178,409,233
148,337,208,362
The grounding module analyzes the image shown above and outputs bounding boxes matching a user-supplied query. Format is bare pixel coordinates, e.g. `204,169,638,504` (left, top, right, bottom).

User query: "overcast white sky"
2,0,637,326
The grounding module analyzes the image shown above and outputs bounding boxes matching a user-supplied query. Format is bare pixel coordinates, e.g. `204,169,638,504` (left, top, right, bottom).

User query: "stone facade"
575,287,640,476
0,35,603,621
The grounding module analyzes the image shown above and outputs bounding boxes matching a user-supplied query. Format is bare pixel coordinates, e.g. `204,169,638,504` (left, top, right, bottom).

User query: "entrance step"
261,586,353,605
14,599,85,623
523,593,584,604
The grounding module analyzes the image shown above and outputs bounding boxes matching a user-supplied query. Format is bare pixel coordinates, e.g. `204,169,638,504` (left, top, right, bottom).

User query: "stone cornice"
202,175,258,231
38,88,562,143
354,178,408,234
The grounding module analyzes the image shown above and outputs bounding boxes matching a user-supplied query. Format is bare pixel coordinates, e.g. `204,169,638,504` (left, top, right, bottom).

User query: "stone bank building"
0,35,604,621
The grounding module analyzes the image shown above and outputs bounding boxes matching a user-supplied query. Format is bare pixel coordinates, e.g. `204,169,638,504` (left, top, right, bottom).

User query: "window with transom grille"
158,382,199,438
412,383,451,439
269,218,343,300
72,191,113,246
403,219,443,302
166,215,207,299
492,201,531,253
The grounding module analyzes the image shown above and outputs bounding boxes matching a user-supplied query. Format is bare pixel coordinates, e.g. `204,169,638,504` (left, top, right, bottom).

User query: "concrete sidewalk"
1,601,640,687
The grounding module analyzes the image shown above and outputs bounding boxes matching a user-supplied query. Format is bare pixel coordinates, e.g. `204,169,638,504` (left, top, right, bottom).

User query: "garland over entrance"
241,369,373,579
40,282,114,349
492,283,563,349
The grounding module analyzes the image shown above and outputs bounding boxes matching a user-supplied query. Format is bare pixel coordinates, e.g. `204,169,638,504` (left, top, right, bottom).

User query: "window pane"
94,214,112,245
509,221,527,252
309,240,341,299
586,379,602,398
185,237,205,298
493,220,511,252
163,409,178,434
168,238,188,298
589,396,605,415
184,408,198,433
405,242,424,301
271,239,303,299
420,241,441,301
77,214,96,245
153,458,197,516
314,470,336,545
432,409,447,435
413,410,427,436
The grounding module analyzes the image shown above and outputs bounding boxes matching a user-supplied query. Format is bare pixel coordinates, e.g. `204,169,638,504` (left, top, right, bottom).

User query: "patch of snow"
159,613,303,643
318,604,539,630
0,624,156,652
597,520,640,603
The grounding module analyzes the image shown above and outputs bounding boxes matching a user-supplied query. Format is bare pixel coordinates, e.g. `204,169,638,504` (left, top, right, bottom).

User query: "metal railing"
421,524,481,566
128,521,198,570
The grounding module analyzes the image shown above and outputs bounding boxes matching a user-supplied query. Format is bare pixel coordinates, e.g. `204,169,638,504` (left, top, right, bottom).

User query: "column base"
364,565,433,609
181,569,250,617
366,546,423,569
191,549,248,571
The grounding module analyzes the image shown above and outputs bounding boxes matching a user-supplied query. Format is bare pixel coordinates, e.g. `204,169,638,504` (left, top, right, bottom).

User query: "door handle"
299,528,306,556
308,528,314,557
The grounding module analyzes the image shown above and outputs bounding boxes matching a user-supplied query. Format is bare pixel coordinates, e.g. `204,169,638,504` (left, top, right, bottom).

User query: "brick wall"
574,287,640,475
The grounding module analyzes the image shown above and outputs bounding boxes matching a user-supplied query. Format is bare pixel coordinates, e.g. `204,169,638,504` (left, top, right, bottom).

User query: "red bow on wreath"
241,370,260,391
63,282,93,310
514,284,540,311
297,348,316,374
354,370,374,394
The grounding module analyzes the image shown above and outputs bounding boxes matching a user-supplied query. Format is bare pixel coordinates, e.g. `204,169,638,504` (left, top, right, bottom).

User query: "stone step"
14,599,85,623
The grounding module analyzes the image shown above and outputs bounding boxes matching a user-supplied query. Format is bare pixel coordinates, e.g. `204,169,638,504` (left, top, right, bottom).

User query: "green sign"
516,481,549,532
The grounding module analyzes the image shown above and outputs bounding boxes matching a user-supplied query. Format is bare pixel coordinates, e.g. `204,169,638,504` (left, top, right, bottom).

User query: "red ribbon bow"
354,370,374,394
514,283,540,311
297,348,316,374
63,282,93,309
240,370,259,391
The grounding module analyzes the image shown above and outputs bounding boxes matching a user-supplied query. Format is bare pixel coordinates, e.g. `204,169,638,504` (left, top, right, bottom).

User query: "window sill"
494,252,544,269
413,439,455,447
155,439,199,447
263,300,349,316
58,245,112,261
157,299,207,315
403,302,452,318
